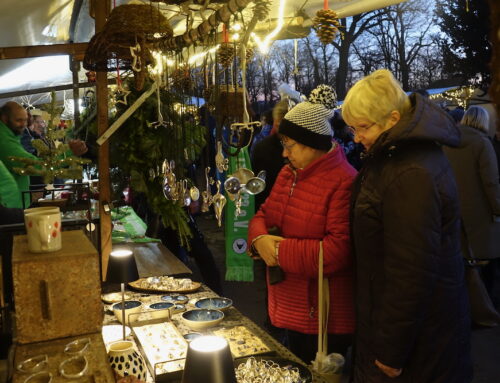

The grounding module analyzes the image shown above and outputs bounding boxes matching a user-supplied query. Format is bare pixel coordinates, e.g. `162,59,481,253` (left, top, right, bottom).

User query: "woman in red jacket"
248,85,357,363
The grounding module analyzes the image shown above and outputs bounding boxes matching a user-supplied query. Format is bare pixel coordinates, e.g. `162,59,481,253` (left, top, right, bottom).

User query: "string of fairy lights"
428,85,476,109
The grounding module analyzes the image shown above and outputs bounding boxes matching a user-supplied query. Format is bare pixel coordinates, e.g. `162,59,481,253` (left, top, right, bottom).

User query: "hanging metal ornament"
162,159,177,200
215,141,229,173
148,75,169,129
201,167,214,213
189,185,200,202
212,180,227,227
243,170,266,195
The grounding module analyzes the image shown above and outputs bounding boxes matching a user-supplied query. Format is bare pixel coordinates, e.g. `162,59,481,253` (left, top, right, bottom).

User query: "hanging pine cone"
313,9,341,45
171,66,192,92
218,43,234,68
245,45,254,61
253,0,271,21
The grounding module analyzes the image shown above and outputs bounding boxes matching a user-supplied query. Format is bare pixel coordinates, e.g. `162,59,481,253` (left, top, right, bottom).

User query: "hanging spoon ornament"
201,167,213,213
212,180,227,227
215,141,229,173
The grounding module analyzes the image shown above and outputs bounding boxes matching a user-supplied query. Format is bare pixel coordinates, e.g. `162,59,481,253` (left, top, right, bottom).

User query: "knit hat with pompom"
279,84,337,151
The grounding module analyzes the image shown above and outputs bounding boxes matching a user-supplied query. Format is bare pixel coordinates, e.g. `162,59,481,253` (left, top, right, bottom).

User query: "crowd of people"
1,68,499,382
248,69,500,382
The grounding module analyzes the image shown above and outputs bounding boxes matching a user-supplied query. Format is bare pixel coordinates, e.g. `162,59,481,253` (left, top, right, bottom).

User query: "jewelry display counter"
102,285,329,383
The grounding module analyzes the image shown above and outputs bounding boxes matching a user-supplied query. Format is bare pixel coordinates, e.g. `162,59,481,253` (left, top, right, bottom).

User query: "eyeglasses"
348,121,376,135
280,140,297,151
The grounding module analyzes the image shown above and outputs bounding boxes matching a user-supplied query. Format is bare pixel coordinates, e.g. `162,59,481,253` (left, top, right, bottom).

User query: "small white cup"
24,208,62,253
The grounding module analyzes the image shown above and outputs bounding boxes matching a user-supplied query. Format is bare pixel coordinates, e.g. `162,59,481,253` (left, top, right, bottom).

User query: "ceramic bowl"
181,309,224,331
112,300,142,324
195,297,233,311
183,332,203,343
148,302,174,320
161,295,189,304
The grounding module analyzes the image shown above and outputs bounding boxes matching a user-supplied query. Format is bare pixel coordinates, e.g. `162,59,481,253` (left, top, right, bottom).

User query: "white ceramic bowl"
181,309,224,331
112,300,142,324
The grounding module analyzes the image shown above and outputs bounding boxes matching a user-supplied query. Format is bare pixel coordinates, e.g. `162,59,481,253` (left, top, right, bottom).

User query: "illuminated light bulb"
251,0,287,53
190,336,227,352
231,33,240,41
231,23,242,32
110,249,133,258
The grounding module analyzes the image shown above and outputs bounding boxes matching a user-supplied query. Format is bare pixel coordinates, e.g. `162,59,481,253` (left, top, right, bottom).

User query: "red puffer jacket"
248,144,356,334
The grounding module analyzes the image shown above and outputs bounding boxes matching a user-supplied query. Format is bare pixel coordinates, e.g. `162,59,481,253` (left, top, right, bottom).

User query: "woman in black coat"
342,69,472,383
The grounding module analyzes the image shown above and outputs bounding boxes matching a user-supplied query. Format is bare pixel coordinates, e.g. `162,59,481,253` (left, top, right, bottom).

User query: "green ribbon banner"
224,147,255,282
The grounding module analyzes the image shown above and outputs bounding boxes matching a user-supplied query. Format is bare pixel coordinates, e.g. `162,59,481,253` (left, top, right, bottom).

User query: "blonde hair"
342,69,410,126
461,105,489,133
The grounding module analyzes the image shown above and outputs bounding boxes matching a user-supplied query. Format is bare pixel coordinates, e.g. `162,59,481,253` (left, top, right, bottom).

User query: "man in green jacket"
0,101,88,208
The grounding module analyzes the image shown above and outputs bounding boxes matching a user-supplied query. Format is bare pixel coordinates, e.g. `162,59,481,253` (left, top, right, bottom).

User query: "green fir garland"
111,79,206,246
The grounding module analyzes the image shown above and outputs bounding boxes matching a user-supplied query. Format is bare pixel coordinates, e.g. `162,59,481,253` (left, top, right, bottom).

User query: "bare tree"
367,0,435,89
331,10,388,99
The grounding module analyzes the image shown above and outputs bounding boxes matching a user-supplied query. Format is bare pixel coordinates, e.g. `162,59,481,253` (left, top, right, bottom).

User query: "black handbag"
462,223,500,327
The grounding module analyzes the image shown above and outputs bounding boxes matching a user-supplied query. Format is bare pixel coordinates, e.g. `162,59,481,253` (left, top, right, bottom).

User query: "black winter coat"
352,94,472,383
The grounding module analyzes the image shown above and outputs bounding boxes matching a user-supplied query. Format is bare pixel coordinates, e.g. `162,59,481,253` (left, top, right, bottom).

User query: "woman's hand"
375,359,402,378
253,235,284,266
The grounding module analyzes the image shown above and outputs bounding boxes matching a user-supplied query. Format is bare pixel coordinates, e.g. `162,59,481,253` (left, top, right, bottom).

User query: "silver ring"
58,355,88,379
23,371,52,383
64,337,91,355
17,354,48,373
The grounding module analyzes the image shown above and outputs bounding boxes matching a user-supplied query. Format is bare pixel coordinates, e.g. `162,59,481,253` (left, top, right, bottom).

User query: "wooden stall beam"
0,81,99,99
0,43,88,61
95,0,112,281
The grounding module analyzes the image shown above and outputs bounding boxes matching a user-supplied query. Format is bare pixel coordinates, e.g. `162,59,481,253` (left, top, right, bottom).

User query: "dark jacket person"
343,69,472,383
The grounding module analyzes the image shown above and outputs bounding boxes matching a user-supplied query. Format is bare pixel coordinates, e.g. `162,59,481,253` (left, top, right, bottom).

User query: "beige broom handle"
317,242,329,363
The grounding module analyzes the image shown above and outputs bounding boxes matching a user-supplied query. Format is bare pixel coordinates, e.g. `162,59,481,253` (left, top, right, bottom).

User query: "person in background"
444,106,500,312
448,107,465,126
251,100,289,211
0,102,87,208
331,112,363,170
250,109,274,156
343,69,472,382
249,85,356,363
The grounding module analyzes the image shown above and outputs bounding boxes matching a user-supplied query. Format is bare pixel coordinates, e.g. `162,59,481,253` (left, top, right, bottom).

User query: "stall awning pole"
95,0,112,281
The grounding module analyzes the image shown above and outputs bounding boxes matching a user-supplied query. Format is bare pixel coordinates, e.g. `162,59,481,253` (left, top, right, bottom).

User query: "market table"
102,284,329,383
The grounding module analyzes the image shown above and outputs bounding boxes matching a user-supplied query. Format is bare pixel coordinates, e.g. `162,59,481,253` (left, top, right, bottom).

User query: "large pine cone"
253,0,271,21
218,43,234,68
313,9,341,45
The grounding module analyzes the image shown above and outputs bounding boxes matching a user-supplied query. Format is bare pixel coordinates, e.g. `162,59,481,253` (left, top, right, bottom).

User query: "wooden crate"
12,230,103,344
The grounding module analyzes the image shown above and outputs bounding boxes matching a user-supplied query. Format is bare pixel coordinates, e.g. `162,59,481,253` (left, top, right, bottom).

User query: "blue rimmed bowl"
161,295,189,304
195,297,233,311
148,302,174,320
181,309,224,331
112,300,142,324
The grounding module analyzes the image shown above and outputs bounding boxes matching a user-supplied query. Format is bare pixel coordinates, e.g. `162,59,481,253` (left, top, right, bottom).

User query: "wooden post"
95,0,112,280
70,56,81,131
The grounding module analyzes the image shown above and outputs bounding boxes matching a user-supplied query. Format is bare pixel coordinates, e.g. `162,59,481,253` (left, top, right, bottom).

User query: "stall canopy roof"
0,0,406,106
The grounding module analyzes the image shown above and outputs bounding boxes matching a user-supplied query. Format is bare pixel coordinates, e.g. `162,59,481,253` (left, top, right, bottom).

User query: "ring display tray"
131,320,188,382
213,325,273,359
